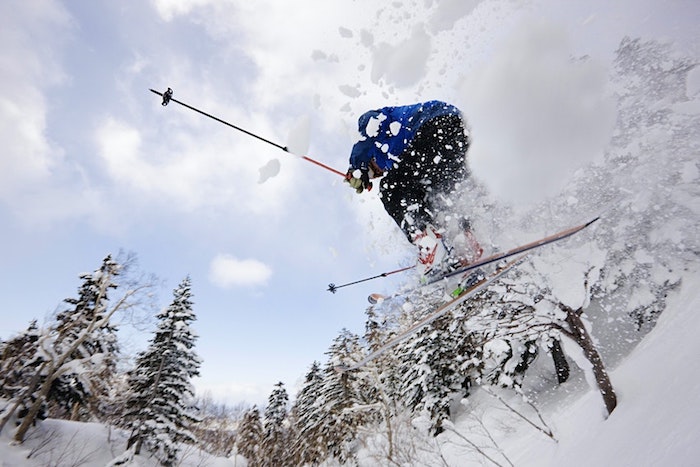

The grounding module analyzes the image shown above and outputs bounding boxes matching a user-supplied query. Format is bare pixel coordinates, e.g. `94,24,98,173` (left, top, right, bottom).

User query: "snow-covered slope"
510,278,700,467
0,417,240,466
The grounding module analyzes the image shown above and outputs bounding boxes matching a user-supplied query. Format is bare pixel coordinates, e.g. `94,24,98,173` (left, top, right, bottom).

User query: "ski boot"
448,268,485,298
446,218,485,298
456,218,484,265
412,225,450,280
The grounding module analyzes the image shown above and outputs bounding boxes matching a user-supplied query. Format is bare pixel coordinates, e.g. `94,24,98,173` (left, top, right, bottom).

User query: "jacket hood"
357,110,384,138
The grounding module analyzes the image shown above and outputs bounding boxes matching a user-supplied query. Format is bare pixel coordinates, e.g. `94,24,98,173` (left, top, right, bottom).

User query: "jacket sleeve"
349,138,376,170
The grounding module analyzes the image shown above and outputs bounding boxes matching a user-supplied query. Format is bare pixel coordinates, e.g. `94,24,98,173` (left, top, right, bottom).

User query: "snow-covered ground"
505,276,700,467
0,417,240,466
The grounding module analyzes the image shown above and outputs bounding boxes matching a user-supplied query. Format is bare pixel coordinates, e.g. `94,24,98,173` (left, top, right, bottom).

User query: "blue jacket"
349,101,461,171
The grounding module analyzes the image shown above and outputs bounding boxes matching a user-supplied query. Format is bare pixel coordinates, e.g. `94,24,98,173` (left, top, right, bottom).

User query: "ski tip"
368,293,386,305
333,364,350,373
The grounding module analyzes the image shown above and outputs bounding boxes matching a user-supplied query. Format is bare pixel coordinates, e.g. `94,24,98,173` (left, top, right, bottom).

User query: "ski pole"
150,87,347,178
327,265,416,293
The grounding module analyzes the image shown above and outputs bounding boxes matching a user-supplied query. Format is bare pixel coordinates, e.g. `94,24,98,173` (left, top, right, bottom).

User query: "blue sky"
1,0,697,405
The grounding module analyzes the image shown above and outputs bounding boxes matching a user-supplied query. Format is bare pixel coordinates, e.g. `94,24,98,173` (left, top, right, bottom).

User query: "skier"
346,100,483,276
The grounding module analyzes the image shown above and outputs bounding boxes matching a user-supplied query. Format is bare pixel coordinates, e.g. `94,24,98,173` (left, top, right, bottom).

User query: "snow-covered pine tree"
313,329,367,463
0,320,45,427
587,37,698,331
1,255,137,443
122,277,201,466
290,361,325,465
524,37,698,339
395,312,471,435
0,320,40,397
343,305,400,432
454,271,551,389
360,305,402,403
48,257,121,420
236,406,263,465
355,305,412,462
261,381,290,466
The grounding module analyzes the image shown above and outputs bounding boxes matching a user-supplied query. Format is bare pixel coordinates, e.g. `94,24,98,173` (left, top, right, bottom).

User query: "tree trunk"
14,368,56,442
550,339,570,384
71,402,81,421
561,304,617,415
0,396,26,434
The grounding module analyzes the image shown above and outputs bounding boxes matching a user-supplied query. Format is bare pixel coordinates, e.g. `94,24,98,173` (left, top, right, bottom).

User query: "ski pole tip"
585,216,601,228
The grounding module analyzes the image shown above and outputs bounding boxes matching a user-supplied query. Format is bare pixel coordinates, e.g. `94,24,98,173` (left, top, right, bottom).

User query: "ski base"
336,255,526,373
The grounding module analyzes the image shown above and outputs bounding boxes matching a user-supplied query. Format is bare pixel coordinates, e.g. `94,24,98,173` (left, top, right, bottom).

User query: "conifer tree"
290,361,325,464
261,382,290,466
396,314,466,434
123,277,201,466
236,406,263,465
360,304,404,404
357,305,405,461
0,320,45,426
0,320,40,399
314,330,365,463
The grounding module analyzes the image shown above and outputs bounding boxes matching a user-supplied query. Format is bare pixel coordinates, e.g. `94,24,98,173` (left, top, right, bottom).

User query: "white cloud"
94,115,299,215
208,253,272,288
151,0,213,21
0,1,112,228
148,0,400,114
0,1,70,199
95,118,145,185
0,89,54,197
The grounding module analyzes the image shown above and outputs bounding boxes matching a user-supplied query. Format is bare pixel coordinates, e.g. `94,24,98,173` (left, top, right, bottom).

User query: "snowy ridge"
507,282,700,467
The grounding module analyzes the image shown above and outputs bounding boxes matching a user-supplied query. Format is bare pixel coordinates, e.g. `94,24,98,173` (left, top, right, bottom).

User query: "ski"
336,255,526,373
367,216,600,303
430,216,599,283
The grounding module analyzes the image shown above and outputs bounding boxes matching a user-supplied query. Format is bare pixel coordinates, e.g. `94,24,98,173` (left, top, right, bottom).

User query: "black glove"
345,168,372,193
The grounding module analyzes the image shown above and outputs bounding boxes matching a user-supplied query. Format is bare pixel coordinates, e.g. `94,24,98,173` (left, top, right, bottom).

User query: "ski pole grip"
161,88,173,106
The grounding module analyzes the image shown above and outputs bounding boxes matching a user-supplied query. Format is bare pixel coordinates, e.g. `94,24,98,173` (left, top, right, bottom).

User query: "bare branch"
482,387,557,441
442,423,510,467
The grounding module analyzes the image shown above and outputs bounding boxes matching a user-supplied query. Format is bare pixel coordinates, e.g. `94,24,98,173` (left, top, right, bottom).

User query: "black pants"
378,114,469,240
